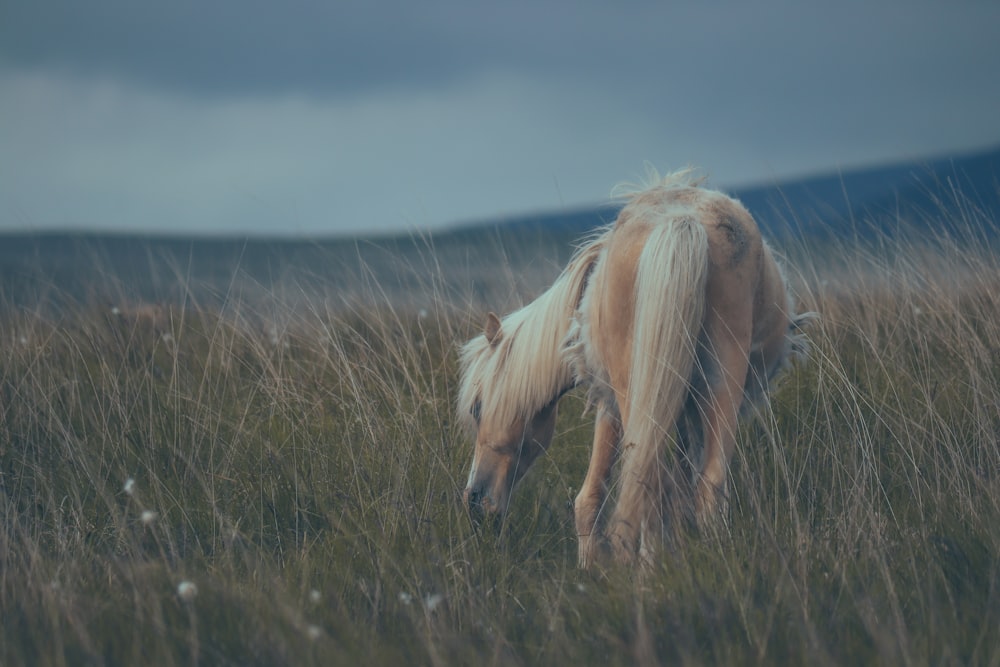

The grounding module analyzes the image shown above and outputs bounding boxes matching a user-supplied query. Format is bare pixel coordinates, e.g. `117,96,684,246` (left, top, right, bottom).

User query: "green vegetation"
2,222,999,666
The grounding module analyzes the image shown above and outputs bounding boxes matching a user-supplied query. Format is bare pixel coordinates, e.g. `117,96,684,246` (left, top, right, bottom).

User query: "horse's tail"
614,216,709,542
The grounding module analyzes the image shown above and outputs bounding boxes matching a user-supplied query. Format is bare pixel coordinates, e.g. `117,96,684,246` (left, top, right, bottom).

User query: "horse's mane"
609,165,706,202
457,235,607,435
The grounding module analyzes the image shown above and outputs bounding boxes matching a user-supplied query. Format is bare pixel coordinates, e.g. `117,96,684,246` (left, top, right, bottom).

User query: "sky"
1,1,999,237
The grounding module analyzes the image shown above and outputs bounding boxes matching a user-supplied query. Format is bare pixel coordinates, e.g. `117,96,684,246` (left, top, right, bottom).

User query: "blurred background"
2,0,998,238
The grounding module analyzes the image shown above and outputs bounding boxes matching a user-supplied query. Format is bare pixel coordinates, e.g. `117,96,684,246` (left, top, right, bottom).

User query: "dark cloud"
5,2,989,95
4,1,999,113
1,1,656,97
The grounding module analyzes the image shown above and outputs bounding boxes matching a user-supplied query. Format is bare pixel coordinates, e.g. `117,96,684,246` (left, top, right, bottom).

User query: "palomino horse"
458,170,814,567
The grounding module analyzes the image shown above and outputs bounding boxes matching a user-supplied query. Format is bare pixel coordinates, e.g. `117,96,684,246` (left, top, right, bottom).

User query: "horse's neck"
508,279,577,391
497,243,602,411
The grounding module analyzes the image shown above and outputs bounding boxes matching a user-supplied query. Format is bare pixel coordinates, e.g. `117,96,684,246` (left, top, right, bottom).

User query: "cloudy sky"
1,1,998,236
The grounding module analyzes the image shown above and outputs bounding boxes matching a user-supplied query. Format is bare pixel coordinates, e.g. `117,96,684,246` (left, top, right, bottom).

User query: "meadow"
2,210,999,666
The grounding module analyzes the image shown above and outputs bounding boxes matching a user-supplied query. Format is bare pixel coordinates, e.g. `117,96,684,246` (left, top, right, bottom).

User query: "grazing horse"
458,170,814,567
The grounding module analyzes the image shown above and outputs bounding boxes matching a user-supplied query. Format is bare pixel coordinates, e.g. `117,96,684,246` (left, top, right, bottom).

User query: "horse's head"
459,312,562,519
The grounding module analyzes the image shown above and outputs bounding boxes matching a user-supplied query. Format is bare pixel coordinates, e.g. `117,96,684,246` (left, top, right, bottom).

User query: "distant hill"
732,145,1000,240
434,144,1000,243
2,146,998,307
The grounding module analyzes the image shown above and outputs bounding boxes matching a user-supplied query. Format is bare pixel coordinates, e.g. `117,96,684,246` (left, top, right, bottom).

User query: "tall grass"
2,215,999,666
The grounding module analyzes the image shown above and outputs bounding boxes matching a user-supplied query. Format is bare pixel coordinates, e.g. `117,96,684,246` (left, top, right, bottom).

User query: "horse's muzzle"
463,485,501,519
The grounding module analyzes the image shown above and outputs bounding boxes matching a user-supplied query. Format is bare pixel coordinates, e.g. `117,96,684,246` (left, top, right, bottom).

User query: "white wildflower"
308,589,321,604
423,593,444,612
123,478,136,496
306,624,322,641
140,510,158,526
177,580,198,601
398,591,413,605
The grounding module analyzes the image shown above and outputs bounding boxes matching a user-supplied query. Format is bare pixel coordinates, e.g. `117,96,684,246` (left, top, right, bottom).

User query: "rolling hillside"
1,145,997,307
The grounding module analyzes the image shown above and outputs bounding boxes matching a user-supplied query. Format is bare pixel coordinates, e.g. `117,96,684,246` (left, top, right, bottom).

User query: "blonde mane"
609,165,705,202
457,236,606,434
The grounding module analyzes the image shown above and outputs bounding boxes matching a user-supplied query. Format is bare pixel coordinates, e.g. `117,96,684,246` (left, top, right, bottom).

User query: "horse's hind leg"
575,406,621,568
694,319,751,528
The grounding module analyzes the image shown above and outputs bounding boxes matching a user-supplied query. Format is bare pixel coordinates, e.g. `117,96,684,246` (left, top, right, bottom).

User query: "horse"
457,169,815,567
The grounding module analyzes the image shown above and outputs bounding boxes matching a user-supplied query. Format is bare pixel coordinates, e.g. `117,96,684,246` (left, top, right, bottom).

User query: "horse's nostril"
465,486,498,529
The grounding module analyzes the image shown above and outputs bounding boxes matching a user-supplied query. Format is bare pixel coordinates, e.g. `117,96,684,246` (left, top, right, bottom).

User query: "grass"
2,213,1000,666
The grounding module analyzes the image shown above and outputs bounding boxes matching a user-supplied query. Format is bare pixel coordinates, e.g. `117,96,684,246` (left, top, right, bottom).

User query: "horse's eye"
470,400,482,423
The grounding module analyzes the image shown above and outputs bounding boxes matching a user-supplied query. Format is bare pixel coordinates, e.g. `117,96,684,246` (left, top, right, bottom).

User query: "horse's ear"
484,312,503,347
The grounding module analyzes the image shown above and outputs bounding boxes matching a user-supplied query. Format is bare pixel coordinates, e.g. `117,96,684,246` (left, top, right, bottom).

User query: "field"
2,212,999,666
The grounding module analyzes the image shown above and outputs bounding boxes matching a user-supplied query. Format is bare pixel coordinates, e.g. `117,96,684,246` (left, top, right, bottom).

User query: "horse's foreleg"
574,406,621,568
695,332,751,528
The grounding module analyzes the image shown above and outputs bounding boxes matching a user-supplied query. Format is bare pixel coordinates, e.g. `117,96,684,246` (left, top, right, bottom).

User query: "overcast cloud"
2,1,998,235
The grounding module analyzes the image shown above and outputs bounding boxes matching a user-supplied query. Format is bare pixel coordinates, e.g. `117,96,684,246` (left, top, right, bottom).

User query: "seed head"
423,593,444,612
177,580,198,601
